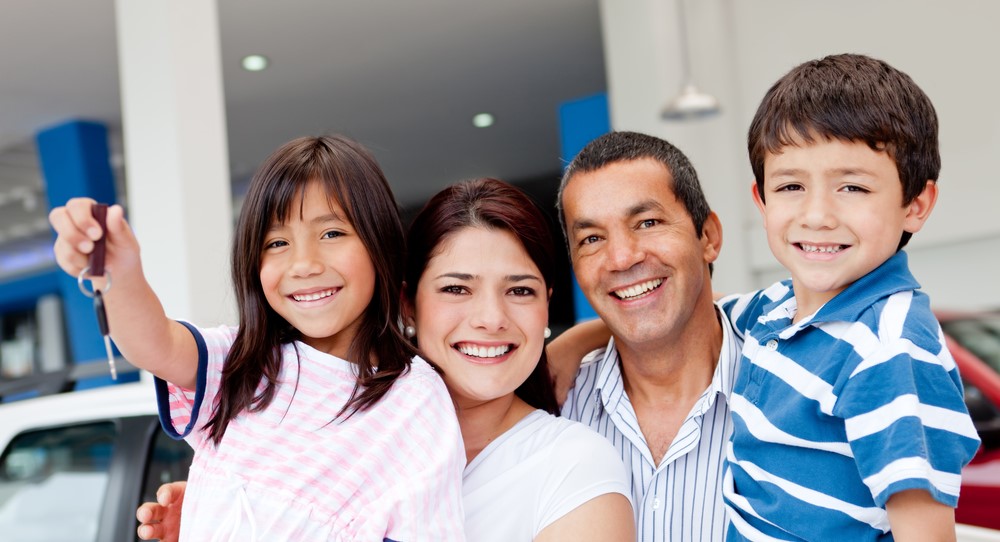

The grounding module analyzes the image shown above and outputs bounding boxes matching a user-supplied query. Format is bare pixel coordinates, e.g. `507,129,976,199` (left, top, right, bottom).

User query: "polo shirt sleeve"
833,323,981,507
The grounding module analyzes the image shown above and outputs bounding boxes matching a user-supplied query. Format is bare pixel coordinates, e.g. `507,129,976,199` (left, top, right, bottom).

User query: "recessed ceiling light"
241,55,269,72
472,113,494,128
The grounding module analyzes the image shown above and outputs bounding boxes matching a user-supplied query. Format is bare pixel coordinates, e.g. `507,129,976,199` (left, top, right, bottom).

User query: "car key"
80,203,117,380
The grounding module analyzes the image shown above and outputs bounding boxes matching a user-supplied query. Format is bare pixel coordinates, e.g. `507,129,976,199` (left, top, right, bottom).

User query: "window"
139,424,194,510
0,422,116,541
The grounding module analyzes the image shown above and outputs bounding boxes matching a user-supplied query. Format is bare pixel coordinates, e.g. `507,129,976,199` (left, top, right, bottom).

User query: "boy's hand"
49,199,141,286
136,481,187,542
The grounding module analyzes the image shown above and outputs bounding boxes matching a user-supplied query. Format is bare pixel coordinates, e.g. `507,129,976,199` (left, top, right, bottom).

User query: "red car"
939,311,1000,531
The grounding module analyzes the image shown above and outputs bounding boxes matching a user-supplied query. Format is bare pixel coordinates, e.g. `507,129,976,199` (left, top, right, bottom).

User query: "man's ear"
701,211,723,265
903,180,938,233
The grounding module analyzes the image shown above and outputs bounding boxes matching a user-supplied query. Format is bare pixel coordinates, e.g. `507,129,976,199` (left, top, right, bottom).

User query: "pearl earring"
543,327,551,339
404,325,416,338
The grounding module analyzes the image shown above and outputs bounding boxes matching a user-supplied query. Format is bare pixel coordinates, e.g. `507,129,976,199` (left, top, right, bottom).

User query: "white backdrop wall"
599,0,1000,310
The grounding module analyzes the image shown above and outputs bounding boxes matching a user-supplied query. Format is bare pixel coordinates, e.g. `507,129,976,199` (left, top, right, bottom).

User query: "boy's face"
753,137,936,316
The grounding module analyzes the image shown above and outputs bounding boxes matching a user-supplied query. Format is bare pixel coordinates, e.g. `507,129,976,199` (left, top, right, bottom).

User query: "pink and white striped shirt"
155,323,466,541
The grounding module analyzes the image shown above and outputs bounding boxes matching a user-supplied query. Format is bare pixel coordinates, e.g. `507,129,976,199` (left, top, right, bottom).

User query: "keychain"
76,203,117,380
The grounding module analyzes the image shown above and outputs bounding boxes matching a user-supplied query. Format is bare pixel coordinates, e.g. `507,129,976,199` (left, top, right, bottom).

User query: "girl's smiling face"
414,226,549,408
259,179,375,358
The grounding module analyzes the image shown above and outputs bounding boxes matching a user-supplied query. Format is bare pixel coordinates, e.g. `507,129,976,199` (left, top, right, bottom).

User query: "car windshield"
941,314,1000,376
0,422,116,542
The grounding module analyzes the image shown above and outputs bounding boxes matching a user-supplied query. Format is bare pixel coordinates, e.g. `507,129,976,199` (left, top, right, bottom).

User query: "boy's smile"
754,136,937,320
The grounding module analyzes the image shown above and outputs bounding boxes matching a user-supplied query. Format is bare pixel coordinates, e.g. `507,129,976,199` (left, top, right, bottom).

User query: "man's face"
562,158,720,350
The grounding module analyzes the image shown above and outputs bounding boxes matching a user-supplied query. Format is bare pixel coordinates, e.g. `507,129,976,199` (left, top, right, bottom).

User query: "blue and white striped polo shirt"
562,305,742,542
720,251,981,541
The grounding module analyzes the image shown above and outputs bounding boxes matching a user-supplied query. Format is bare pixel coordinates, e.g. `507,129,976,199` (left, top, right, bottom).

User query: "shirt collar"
594,338,626,415
759,250,920,335
593,301,740,413
814,250,919,323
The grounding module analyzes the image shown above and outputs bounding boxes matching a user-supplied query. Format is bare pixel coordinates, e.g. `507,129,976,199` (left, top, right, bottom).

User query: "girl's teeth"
293,290,333,302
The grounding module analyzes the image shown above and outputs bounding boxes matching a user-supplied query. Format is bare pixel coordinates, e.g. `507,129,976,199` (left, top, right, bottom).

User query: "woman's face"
414,227,549,407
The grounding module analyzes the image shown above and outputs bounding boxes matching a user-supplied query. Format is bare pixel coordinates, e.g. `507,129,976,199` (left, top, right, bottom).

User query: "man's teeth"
457,344,512,358
613,279,663,300
799,243,844,254
292,289,334,302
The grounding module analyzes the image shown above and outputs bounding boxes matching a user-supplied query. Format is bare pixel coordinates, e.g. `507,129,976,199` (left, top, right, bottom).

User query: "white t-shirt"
463,409,632,541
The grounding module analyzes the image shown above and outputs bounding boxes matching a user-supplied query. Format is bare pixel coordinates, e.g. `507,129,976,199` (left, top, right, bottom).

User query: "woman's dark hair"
404,178,559,414
205,135,417,444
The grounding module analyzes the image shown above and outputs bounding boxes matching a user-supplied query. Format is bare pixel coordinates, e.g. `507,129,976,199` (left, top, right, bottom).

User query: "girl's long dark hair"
205,135,417,444
404,178,559,414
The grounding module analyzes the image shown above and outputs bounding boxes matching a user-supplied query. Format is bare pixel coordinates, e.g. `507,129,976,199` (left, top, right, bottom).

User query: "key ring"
77,267,112,298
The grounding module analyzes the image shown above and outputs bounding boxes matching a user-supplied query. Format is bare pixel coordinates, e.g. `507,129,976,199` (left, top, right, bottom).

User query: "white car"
0,364,192,541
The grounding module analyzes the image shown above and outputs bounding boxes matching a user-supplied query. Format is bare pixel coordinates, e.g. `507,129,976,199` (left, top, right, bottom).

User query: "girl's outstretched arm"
50,198,198,388
546,318,611,406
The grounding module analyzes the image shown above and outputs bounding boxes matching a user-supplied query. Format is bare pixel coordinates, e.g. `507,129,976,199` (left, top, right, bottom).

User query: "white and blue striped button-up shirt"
561,306,743,541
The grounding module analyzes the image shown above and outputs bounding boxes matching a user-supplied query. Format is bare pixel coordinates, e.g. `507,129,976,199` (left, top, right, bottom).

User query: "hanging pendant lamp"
661,0,721,120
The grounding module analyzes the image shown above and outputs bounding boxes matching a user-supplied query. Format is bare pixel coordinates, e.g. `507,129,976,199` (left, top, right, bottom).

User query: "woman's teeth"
457,344,512,358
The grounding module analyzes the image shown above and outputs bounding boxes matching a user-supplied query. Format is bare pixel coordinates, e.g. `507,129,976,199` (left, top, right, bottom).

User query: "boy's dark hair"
405,178,559,414
205,135,417,445
748,53,939,249
557,130,713,247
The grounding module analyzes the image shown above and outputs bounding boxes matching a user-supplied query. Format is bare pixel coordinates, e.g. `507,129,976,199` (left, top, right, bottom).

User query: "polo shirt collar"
811,250,919,325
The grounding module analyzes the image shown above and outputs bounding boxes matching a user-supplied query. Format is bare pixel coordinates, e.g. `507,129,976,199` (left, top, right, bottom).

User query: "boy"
721,53,981,540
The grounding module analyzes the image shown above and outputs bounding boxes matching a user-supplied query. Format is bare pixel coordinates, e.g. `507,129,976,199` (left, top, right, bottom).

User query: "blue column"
557,93,610,323
36,120,135,389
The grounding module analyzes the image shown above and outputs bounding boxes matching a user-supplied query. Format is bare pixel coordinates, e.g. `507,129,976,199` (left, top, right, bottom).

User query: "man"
556,131,741,541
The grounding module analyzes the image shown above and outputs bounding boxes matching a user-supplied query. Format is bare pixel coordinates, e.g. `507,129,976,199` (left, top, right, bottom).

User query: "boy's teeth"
800,244,844,254
458,344,511,358
613,279,663,300
293,289,334,302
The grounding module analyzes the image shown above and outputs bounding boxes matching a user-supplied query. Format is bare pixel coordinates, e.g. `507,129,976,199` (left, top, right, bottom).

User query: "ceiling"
0,0,607,257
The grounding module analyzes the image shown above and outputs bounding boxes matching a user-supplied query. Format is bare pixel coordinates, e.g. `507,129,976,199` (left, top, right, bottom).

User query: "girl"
50,136,466,541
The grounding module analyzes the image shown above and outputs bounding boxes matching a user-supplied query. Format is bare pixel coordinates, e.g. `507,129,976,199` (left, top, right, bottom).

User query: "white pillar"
113,0,235,325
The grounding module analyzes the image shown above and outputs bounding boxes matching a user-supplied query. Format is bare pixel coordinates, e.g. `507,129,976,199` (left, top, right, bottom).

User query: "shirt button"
766,339,778,350
652,498,661,509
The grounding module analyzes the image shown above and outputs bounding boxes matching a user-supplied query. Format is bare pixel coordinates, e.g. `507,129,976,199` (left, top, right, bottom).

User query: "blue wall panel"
557,94,610,323
36,120,134,389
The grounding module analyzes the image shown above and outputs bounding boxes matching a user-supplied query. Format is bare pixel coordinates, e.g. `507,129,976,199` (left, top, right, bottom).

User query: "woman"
137,178,634,541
